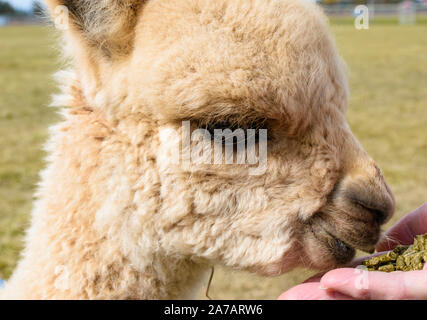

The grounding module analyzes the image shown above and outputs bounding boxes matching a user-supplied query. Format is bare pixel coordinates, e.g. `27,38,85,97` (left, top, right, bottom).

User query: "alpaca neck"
5,229,209,299
3,103,210,299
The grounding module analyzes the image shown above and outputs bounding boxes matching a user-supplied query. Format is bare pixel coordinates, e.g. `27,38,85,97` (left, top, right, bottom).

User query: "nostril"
335,174,395,225
350,197,391,224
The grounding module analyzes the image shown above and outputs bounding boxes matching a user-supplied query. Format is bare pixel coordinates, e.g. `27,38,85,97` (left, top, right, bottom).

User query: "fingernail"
318,284,329,290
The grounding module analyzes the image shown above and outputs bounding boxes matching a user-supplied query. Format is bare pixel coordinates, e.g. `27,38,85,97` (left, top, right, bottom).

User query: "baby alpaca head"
46,0,394,275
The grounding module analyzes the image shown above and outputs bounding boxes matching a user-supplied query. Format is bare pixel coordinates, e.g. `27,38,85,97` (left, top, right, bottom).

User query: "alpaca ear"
45,0,145,58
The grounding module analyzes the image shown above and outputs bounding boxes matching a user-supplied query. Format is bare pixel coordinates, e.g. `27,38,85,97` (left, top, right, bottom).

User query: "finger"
377,202,427,252
278,282,354,300
320,268,427,300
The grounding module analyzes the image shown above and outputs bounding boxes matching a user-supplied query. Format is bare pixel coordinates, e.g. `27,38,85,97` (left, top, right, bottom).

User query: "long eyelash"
201,119,270,144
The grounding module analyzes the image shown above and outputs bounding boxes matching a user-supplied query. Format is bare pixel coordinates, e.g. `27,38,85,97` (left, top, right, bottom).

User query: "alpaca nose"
342,169,395,225
346,188,394,224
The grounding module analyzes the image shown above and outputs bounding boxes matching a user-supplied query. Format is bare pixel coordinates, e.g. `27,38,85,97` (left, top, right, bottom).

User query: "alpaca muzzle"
303,166,395,269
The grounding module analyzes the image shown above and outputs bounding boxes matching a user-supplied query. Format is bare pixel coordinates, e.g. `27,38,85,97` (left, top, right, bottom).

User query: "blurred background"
0,0,426,299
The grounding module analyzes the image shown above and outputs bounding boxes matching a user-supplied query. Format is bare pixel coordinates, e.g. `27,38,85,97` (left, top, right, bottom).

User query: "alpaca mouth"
309,214,378,265
306,174,394,268
309,222,355,265
323,227,376,254
326,230,377,261
327,235,355,264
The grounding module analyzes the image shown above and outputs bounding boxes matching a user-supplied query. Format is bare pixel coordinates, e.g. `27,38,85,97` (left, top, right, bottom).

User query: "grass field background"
0,19,426,299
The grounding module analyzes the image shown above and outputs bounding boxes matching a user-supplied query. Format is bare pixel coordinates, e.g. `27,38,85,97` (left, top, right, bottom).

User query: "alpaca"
0,0,395,299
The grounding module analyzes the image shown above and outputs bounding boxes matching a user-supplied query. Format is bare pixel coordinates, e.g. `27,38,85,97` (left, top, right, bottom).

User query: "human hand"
278,202,427,300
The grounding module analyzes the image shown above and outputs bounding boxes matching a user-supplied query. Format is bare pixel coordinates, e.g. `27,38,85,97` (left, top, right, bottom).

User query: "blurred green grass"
0,21,426,299
0,26,60,277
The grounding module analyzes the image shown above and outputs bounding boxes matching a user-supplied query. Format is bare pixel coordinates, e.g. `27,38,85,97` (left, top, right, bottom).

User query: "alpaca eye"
204,120,269,145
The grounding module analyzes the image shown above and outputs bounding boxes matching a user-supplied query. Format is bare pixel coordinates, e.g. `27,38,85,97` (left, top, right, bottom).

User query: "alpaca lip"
312,220,376,263
324,221,378,254
309,220,355,264
328,234,355,263
333,235,376,255
322,224,377,255
312,207,379,256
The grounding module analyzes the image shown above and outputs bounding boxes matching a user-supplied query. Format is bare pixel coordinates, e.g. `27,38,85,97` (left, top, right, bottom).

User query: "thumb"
278,282,353,300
